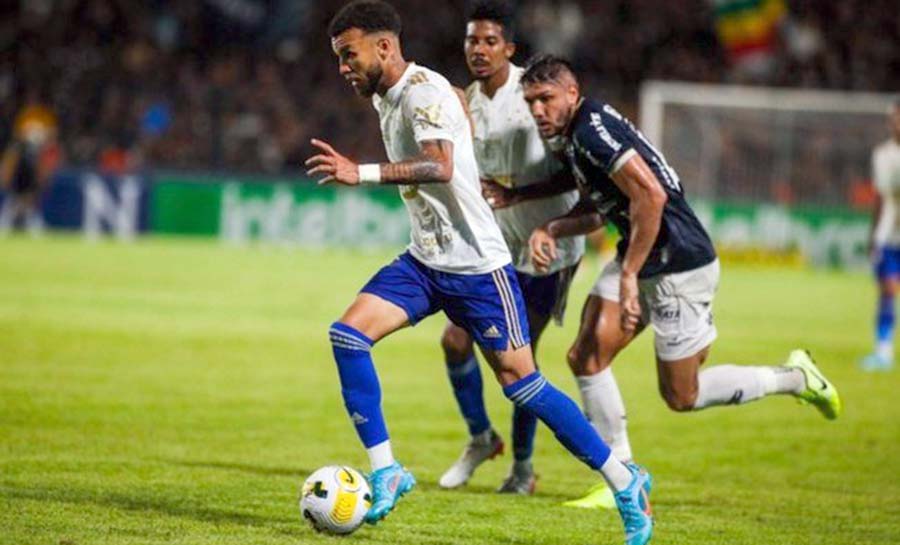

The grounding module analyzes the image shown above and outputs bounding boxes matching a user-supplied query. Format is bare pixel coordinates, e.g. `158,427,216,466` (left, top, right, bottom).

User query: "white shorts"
590,259,719,360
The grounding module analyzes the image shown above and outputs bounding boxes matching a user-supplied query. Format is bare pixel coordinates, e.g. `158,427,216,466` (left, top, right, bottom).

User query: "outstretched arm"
482,169,577,209
305,138,453,186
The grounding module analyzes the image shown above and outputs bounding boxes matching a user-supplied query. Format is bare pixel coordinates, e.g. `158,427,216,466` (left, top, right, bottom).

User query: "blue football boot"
613,464,653,545
365,462,416,524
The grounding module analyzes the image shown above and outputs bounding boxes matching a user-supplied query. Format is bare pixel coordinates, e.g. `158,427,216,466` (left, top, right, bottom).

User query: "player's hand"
529,226,557,273
619,272,641,333
481,179,517,209
305,139,360,186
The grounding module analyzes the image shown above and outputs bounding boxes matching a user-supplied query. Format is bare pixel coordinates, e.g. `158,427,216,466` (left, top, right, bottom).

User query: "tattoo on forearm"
381,161,445,183
379,140,453,184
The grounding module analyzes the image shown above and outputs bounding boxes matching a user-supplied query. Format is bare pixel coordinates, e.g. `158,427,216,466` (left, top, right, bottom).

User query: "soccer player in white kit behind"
438,1,637,505
305,2,653,543
862,100,900,371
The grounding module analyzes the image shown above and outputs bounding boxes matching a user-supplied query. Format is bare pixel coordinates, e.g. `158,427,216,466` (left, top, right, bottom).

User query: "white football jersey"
372,63,510,274
466,64,584,275
873,139,900,246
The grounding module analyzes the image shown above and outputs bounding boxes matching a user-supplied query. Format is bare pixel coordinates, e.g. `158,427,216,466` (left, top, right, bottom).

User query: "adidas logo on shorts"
483,325,502,339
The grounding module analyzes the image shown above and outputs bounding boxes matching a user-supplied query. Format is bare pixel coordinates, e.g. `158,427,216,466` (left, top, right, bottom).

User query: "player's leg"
497,268,571,494
650,260,841,419
0,193,18,232
448,265,652,544
481,340,652,544
564,293,644,509
863,249,899,371
22,192,44,235
328,253,437,523
497,303,550,494
438,322,503,489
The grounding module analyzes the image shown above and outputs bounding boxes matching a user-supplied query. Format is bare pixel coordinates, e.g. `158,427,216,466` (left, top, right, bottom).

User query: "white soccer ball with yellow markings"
299,466,372,534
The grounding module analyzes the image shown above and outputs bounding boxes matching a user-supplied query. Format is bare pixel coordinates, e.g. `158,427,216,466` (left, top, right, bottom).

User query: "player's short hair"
328,0,402,38
467,0,515,41
521,54,578,87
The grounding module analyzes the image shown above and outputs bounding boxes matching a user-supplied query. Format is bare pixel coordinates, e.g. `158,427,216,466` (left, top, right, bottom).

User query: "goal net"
639,81,895,267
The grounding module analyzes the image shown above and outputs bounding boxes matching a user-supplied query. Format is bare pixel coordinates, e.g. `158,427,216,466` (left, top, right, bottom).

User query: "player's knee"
441,326,473,363
329,321,373,351
662,389,698,412
567,341,609,376
566,344,589,374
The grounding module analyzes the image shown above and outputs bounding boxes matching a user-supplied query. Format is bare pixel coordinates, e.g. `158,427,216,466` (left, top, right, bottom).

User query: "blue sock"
446,353,491,436
503,372,611,470
329,322,388,448
877,293,895,343
511,405,538,461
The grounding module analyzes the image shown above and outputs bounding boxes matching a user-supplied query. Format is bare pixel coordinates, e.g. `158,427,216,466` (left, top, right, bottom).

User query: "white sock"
599,455,633,492
367,440,395,471
694,365,805,409
576,369,633,462
877,340,894,361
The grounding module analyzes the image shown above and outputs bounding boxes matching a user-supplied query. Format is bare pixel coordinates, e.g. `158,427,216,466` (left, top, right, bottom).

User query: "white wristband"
358,164,382,184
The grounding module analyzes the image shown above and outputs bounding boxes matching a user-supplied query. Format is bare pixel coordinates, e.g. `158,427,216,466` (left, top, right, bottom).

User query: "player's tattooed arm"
529,200,603,272
379,139,454,184
304,138,453,186
610,153,667,332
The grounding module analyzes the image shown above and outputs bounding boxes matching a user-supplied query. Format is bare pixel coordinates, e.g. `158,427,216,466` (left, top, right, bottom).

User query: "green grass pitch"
1,235,899,545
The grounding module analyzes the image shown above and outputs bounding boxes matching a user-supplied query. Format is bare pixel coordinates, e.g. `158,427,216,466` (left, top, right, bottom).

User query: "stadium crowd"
1,0,897,175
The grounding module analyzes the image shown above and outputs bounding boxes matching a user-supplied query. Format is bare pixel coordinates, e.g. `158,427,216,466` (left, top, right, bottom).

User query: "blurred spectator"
0,0,896,179
0,89,62,234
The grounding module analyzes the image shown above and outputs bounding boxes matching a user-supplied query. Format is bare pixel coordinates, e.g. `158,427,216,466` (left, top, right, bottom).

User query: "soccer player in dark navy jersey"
519,54,843,506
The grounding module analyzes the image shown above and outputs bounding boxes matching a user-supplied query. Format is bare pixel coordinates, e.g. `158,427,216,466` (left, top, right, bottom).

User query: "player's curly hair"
328,0,402,38
467,0,516,41
521,54,578,86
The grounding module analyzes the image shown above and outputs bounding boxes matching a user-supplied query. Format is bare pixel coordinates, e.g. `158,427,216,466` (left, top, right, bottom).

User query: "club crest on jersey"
589,112,621,152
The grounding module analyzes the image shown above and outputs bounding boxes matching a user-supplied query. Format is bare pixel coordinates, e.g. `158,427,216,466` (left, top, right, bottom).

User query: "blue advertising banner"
0,171,151,237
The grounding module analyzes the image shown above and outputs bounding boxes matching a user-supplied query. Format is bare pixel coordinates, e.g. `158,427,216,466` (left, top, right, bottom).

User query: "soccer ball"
299,465,372,535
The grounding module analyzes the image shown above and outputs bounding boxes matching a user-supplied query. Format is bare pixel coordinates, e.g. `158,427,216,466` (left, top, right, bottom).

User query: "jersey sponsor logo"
413,104,443,130
482,325,502,339
589,112,622,152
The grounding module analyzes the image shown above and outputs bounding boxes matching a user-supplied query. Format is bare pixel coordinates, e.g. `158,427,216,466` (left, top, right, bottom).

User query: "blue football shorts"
875,246,900,280
361,252,531,351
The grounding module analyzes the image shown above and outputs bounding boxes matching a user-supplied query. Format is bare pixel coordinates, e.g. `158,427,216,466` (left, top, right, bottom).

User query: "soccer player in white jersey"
862,99,900,371
438,0,604,496
440,2,647,509
306,2,653,542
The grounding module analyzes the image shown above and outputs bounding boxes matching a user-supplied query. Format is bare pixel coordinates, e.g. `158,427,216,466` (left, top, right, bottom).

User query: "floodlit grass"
1,235,898,545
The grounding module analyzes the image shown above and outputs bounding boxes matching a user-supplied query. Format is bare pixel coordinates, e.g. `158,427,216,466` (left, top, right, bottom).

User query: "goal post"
639,81,896,267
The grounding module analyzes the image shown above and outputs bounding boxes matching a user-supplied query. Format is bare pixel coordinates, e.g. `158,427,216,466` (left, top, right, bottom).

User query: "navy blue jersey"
563,98,716,278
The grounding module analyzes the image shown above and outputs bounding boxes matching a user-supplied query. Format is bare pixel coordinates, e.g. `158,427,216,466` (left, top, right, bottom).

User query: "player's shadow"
3,484,302,535
163,458,311,479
